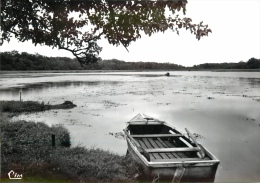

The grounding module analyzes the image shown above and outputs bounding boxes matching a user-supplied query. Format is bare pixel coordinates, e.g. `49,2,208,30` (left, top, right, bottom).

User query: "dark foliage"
1,0,212,65
193,58,260,70
0,51,82,70
0,51,185,70
1,51,259,70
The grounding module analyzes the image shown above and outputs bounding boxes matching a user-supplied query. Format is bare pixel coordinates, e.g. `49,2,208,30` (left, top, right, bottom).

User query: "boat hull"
127,139,219,182
124,113,220,182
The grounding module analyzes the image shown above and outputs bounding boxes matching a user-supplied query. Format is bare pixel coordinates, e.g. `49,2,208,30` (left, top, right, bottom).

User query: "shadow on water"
0,81,121,100
239,77,260,88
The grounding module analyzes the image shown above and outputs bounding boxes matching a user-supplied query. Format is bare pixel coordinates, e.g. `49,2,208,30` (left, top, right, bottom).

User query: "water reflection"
239,77,260,88
0,81,121,101
0,89,23,100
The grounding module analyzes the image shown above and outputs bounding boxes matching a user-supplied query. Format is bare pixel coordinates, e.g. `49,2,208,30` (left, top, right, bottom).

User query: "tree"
1,0,212,66
247,58,260,69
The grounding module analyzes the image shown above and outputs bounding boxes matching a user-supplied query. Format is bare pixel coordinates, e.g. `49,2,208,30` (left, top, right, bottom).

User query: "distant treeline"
193,58,260,70
0,51,184,70
0,51,82,70
0,51,259,70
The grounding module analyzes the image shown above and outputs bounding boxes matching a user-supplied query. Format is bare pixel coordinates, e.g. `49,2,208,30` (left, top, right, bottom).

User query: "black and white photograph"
0,0,260,182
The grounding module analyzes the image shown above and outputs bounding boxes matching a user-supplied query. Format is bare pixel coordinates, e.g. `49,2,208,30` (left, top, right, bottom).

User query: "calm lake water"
1,71,260,182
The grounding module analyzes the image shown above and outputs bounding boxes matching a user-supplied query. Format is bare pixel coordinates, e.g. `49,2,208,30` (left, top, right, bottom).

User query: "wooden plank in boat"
154,139,175,159
142,138,162,160
132,134,183,138
133,136,179,158
136,139,147,149
156,138,180,158
146,147,200,153
151,158,203,163
136,139,156,160
147,138,169,159
163,140,189,158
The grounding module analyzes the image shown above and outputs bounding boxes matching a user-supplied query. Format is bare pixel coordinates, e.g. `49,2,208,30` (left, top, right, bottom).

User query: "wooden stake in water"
20,92,22,101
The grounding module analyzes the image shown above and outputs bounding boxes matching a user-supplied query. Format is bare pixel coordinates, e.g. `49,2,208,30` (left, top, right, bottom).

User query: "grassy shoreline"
0,100,135,182
0,100,77,113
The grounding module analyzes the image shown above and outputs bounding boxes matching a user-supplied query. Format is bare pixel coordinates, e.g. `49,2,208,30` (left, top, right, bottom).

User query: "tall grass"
0,102,135,182
49,147,132,182
1,116,71,180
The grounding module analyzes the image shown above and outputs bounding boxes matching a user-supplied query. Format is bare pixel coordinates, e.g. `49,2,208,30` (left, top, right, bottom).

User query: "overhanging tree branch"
1,0,212,66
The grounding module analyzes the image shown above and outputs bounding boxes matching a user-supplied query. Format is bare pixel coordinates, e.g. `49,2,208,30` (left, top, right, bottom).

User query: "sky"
1,0,260,67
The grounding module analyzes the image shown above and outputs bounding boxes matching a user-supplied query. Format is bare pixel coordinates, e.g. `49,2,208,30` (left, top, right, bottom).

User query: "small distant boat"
165,72,170,76
124,113,219,182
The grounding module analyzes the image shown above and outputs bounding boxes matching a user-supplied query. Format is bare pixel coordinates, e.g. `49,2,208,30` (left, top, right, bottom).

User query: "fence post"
52,134,55,147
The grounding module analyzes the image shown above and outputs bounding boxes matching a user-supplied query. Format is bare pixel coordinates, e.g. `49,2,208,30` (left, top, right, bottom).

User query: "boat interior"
128,124,211,162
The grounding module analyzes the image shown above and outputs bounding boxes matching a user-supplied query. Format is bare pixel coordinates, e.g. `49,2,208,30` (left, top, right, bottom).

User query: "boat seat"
131,134,183,138
146,147,200,153
151,158,203,162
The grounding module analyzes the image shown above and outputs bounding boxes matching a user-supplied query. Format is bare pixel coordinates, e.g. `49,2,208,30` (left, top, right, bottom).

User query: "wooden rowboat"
123,113,220,182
